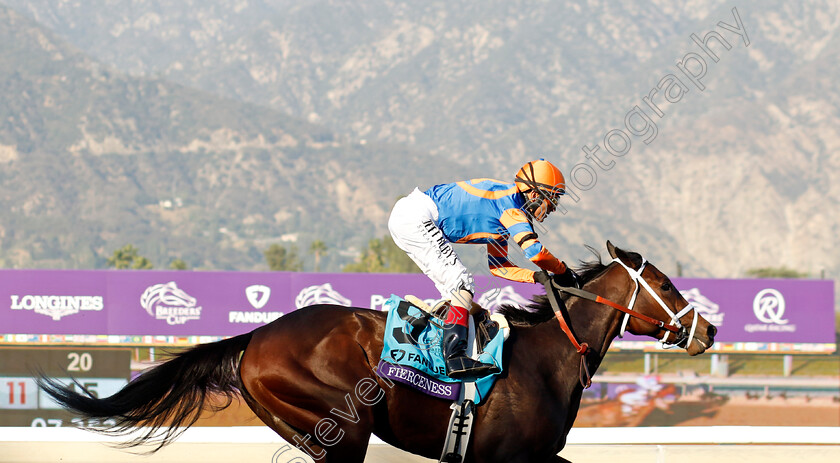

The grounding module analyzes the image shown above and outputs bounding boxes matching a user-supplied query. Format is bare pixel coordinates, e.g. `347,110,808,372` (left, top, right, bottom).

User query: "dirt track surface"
668,398,840,427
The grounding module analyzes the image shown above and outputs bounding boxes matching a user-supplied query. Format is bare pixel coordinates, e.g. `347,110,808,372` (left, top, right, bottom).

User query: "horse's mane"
496,246,626,327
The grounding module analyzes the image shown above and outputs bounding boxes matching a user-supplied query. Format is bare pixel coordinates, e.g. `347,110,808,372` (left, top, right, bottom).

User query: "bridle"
608,258,698,349
540,258,699,387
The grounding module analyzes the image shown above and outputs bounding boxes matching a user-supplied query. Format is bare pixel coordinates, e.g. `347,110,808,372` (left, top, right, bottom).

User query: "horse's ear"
606,241,643,269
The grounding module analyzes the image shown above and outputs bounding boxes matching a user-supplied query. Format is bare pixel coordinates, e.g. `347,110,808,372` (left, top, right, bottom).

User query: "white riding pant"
388,188,475,299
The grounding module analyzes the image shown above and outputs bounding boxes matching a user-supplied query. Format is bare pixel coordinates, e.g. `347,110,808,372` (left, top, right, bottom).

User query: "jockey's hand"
553,265,582,289
533,271,551,285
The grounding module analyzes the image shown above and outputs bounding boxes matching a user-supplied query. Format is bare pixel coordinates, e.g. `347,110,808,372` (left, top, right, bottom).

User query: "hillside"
0,5,467,270
0,0,837,288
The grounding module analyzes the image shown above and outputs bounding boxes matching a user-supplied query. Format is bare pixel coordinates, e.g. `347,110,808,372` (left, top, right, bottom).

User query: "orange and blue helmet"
515,159,566,222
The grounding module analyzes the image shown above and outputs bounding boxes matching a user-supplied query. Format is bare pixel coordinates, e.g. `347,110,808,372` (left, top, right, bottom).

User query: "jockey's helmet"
515,159,566,222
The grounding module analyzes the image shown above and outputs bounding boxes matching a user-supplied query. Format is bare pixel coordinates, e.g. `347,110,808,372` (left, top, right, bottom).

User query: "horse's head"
606,241,716,356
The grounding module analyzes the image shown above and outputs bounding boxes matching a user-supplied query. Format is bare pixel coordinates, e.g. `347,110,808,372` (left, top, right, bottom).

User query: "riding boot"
442,304,500,381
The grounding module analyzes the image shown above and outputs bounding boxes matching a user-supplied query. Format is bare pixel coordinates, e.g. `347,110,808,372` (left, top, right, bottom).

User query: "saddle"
405,295,509,353
379,295,510,463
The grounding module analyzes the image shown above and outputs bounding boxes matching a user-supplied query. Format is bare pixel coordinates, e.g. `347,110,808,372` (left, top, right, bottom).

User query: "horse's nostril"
707,325,717,338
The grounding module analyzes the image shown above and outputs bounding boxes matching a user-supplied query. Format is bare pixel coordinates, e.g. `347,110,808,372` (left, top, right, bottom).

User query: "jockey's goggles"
534,187,565,206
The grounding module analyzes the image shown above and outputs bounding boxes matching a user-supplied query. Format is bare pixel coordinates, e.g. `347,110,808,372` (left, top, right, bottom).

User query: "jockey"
388,159,581,380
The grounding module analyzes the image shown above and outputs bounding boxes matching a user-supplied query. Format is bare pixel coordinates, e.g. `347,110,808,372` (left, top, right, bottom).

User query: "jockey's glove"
553,265,582,289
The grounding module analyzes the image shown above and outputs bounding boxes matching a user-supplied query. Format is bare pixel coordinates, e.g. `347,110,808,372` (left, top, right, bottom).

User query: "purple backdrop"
0,270,835,346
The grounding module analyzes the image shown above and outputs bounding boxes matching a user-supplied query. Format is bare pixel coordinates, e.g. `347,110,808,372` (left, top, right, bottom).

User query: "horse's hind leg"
242,391,370,463
239,391,320,459
238,316,378,463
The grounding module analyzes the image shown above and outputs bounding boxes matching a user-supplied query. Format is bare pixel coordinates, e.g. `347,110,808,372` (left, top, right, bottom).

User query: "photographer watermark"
271,374,397,462
268,10,757,460
558,6,750,213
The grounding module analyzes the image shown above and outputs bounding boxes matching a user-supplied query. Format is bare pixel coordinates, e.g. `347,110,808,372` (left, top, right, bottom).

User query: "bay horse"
38,241,716,462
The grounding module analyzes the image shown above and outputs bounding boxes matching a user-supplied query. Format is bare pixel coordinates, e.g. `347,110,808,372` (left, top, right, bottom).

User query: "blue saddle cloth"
376,295,505,404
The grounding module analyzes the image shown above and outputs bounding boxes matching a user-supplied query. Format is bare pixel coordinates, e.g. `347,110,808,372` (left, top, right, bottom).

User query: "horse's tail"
36,332,253,452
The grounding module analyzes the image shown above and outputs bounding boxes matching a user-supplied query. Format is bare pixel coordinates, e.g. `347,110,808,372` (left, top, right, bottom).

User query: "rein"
540,258,696,388
551,285,681,335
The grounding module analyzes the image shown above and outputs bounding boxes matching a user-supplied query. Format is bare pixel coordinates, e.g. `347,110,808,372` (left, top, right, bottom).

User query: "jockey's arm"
491,209,567,283
486,239,537,283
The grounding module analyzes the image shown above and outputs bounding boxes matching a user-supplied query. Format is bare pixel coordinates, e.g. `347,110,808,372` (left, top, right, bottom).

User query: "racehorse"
38,241,716,462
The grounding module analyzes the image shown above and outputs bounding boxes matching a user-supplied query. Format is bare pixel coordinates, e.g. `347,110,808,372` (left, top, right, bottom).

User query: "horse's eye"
661,282,672,292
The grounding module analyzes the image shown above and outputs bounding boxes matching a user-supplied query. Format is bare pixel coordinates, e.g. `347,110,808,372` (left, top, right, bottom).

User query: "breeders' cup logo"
295,283,352,309
245,285,271,309
9,295,104,321
140,282,202,325
478,286,531,312
744,288,795,333
679,288,724,326
752,288,787,324
229,285,283,324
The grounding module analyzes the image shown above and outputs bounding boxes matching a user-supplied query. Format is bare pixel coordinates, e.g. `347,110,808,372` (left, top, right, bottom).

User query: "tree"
343,236,421,273
107,245,138,269
344,238,386,273
264,244,303,271
107,244,153,270
745,267,809,279
309,240,328,272
381,236,422,273
169,258,188,270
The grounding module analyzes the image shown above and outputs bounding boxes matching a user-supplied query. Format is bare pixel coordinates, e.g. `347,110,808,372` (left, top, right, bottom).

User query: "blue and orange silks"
424,179,566,283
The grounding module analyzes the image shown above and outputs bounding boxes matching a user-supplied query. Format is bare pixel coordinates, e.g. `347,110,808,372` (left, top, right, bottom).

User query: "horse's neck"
519,264,631,443
536,264,629,376
571,264,631,359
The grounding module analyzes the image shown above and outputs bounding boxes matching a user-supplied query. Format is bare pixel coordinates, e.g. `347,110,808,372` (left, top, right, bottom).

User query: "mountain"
0,4,468,270
0,1,838,297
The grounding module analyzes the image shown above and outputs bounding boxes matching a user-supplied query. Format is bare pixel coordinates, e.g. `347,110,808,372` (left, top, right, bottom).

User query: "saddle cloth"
376,295,505,405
